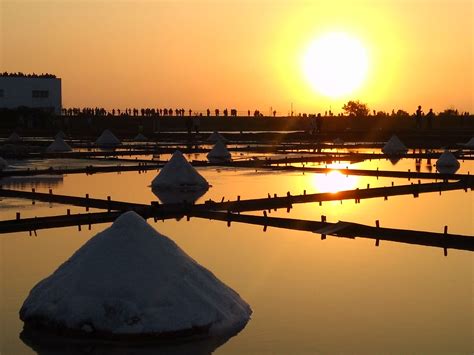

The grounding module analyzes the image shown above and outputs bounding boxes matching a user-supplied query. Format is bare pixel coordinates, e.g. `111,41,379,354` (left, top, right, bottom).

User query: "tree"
342,100,370,117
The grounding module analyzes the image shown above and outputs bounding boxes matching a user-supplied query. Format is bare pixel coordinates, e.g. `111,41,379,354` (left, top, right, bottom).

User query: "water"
1,158,473,354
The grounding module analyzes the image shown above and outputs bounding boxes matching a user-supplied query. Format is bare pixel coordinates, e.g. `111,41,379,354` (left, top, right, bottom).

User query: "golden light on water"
312,170,359,193
302,32,369,98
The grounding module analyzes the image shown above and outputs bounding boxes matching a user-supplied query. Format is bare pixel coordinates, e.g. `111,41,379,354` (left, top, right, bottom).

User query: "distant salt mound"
333,138,344,145
436,150,460,172
207,140,231,163
207,131,228,143
463,137,474,149
96,129,121,148
151,151,209,191
382,135,408,155
0,157,8,171
134,133,148,142
6,132,22,143
54,131,66,140
20,211,252,340
46,137,72,153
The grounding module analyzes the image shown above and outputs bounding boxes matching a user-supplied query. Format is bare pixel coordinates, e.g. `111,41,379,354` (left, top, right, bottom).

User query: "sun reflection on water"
312,170,359,193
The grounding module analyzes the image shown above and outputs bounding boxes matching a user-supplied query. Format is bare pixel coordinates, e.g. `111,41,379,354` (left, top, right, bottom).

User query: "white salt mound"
382,135,408,155
151,151,209,191
436,150,460,168
46,137,73,153
55,131,66,140
20,211,251,338
7,132,22,143
207,131,228,143
134,133,148,142
207,140,231,163
0,157,8,171
463,137,474,148
96,129,121,147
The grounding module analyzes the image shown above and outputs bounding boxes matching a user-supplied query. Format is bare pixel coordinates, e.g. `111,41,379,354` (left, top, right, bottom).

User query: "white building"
0,75,62,115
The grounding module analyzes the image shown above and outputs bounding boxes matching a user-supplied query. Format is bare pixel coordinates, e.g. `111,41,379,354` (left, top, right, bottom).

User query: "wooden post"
16,212,20,220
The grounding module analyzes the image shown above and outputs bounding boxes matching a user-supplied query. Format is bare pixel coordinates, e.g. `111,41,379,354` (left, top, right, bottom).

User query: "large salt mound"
207,131,228,143
207,140,231,163
134,133,148,142
463,137,474,148
46,137,73,153
0,157,8,171
20,211,252,340
436,150,460,168
6,132,22,143
96,129,121,147
382,135,408,155
151,151,209,191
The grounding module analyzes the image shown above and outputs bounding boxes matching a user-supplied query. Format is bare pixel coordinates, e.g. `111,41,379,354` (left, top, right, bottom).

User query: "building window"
32,90,49,98
0,89,4,98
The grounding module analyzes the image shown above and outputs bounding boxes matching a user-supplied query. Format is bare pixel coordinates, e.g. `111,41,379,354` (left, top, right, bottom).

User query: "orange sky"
1,0,473,114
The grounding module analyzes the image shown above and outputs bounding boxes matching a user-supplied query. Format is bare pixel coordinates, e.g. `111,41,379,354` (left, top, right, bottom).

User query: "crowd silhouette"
1,72,57,79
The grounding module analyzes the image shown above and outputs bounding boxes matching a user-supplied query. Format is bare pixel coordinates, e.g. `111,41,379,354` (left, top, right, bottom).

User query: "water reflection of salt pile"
207,140,231,163
436,150,460,174
96,129,121,148
382,135,408,155
152,187,207,204
21,327,237,355
46,137,73,153
20,212,251,343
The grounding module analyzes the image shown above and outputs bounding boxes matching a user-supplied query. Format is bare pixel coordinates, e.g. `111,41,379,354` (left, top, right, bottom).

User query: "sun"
302,32,369,98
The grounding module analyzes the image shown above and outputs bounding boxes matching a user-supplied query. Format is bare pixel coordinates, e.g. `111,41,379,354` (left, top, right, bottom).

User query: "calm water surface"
0,158,473,354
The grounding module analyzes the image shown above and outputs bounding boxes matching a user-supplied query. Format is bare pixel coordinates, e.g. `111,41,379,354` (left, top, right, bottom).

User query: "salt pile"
6,132,22,143
55,131,66,140
46,137,73,153
463,137,474,148
20,211,252,340
151,151,209,191
96,129,121,148
134,133,148,142
436,150,460,168
382,135,408,155
0,157,8,171
207,131,228,143
333,138,344,145
207,140,231,163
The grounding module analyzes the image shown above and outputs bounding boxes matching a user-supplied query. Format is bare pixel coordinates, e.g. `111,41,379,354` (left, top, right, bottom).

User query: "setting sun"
302,32,369,98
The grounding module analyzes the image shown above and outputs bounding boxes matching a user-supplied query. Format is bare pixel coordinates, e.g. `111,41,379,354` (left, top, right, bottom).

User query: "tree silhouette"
342,100,369,117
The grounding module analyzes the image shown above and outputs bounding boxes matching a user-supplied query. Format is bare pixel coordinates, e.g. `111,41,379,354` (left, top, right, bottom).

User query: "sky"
1,0,473,114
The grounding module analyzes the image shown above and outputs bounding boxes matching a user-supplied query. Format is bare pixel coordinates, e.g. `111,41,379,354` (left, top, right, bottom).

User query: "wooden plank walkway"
1,209,472,254
189,211,474,253
0,179,472,215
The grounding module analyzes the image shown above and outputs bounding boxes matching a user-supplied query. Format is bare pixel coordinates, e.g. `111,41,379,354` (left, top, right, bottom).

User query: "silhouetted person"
192,116,200,134
316,113,322,133
426,108,434,129
416,105,423,129
185,116,192,135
